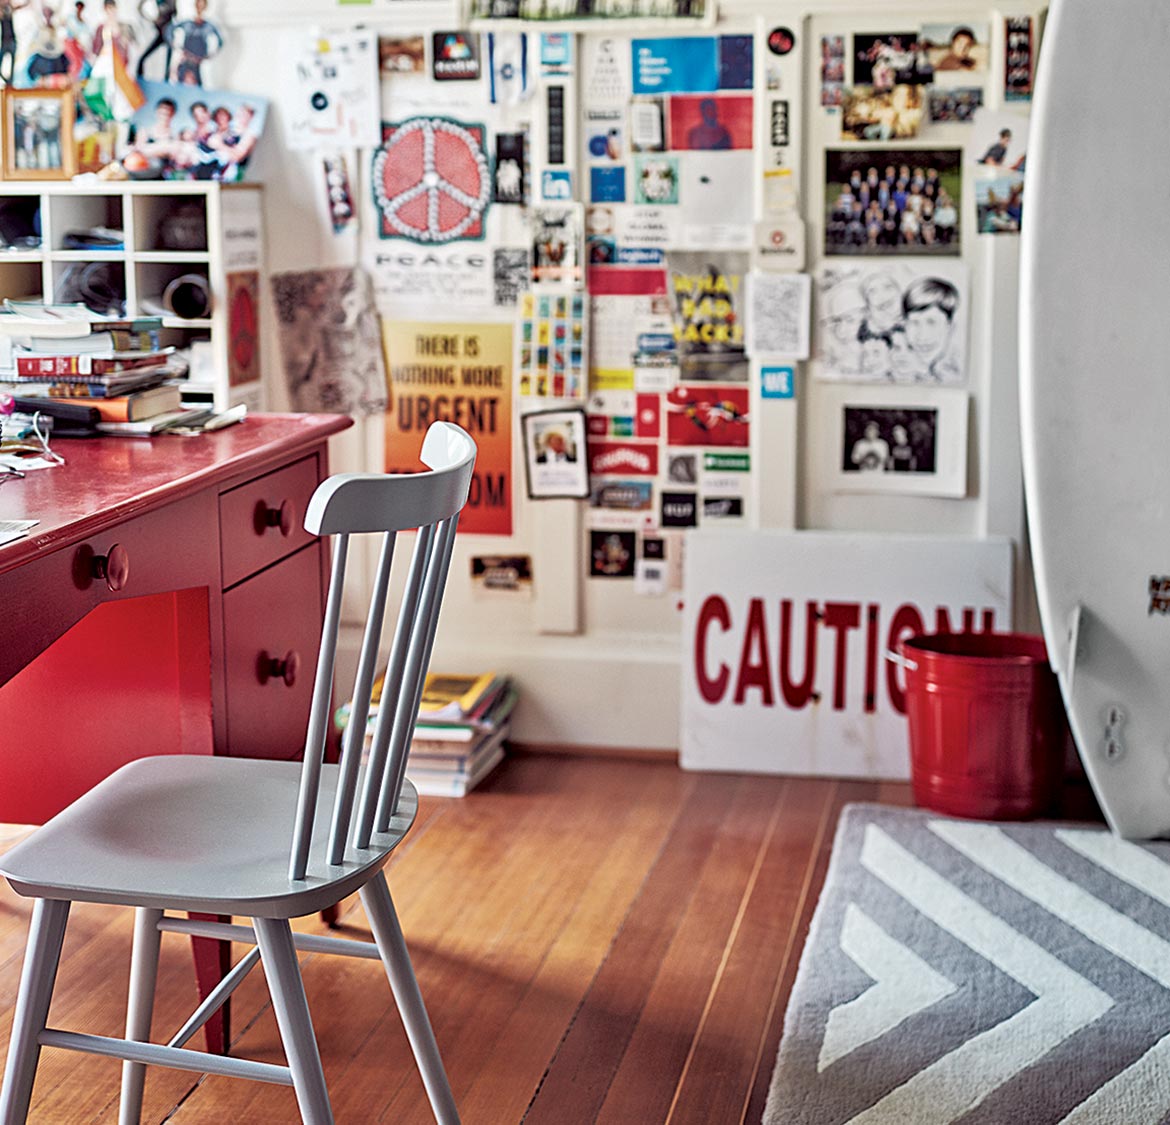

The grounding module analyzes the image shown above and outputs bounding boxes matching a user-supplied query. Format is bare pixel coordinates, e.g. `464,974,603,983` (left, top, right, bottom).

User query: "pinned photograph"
522,407,590,498
852,33,933,90
824,148,961,256
814,260,968,384
378,36,426,76
928,87,983,123
920,22,990,75
840,85,923,141
821,383,968,497
972,110,1028,234
821,34,845,107
668,94,753,151
125,81,267,182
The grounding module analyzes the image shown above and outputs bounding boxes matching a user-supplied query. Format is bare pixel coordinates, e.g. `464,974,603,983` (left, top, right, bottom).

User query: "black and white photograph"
522,407,590,499
824,148,961,256
821,383,968,497
815,260,968,384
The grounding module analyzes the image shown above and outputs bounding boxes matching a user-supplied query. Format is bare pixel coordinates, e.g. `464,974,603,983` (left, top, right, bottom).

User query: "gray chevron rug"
765,804,1170,1124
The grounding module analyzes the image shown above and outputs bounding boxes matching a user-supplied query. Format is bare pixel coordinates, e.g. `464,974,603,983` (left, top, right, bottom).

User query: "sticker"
322,154,355,234
629,97,665,152
540,32,573,73
494,131,527,204
373,118,490,243
754,217,806,272
770,99,789,146
493,248,529,308
379,36,426,76
432,32,481,81
1004,16,1034,102
634,557,668,597
588,441,659,476
590,530,636,578
767,27,796,56
487,31,530,105
532,204,583,285
541,169,573,201
702,495,743,519
746,272,811,358
584,36,630,104
591,480,654,510
642,536,665,559
661,491,698,528
760,365,794,400
590,166,627,203
586,112,624,161
633,154,679,204
1150,576,1170,616
704,451,750,472
471,555,533,598
666,452,697,484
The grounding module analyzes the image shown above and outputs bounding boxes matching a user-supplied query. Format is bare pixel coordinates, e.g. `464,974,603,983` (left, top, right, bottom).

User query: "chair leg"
359,873,459,1125
252,917,334,1125
0,898,71,1125
119,907,163,1125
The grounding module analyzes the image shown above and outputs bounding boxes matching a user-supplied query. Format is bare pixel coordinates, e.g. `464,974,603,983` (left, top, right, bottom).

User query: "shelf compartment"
133,193,209,253
0,260,45,303
47,194,123,253
50,259,127,316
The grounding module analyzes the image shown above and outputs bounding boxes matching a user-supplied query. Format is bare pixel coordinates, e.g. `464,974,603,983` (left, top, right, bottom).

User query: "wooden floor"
0,753,914,1123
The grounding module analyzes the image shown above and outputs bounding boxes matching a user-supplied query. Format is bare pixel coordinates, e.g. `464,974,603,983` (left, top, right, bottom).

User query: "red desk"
0,412,352,1049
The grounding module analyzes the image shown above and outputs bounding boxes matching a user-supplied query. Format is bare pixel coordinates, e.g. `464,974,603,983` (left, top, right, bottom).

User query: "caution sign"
383,322,513,535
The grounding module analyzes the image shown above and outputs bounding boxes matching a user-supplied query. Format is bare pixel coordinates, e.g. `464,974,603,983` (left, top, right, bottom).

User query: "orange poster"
383,321,513,535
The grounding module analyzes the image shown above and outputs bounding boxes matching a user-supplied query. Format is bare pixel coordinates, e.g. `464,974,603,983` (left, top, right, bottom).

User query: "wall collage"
271,10,1036,598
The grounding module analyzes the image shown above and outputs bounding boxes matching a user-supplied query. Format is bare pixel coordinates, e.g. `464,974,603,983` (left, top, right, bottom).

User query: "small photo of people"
920,22,990,75
840,85,923,141
824,148,961,256
852,33,933,90
928,87,983,124
820,34,845,107
971,111,1028,235
125,80,267,182
522,407,589,499
842,407,937,475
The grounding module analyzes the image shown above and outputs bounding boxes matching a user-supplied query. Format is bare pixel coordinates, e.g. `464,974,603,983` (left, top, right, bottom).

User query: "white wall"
212,0,1043,751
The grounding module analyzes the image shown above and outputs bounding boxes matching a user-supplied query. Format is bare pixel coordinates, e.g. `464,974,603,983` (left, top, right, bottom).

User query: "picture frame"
521,407,590,499
2,88,76,182
818,382,968,498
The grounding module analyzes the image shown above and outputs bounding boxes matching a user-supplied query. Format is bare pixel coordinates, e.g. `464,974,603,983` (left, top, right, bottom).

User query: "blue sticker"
761,365,795,399
617,248,664,266
590,166,626,203
541,169,573,200
632,37,719,94
718,35,754,89
637,330,675,351
540,32,572,71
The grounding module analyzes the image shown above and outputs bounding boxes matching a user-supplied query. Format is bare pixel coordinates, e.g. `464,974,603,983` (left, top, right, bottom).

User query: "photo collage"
816,18,1031,495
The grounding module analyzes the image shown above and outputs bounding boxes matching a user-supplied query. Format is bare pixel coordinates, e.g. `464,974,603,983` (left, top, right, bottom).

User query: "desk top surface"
0,413,352,575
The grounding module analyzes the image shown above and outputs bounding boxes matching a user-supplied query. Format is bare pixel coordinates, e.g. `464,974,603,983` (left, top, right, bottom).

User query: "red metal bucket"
899,632,1067,819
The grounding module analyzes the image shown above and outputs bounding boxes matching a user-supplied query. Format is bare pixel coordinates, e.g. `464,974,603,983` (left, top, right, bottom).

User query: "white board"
680,530,1012,778
1021,0,1170,838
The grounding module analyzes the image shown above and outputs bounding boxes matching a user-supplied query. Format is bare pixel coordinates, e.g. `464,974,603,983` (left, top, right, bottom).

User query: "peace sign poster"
382,322,514,537
373,117,491,244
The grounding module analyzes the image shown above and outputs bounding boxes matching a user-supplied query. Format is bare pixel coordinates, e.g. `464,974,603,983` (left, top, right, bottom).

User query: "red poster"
666,385,749,447
668,94,754,151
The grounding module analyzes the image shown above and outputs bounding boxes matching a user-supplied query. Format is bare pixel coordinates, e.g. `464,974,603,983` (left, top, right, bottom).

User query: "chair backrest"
288,421,477,881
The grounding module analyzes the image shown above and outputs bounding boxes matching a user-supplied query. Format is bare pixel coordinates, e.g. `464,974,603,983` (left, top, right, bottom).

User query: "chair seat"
0,757,418,919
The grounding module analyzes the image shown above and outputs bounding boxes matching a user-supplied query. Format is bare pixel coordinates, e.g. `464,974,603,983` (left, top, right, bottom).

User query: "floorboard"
0,754,916,1124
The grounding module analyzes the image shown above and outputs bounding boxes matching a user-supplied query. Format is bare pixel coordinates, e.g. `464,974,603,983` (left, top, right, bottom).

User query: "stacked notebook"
337,671,517,798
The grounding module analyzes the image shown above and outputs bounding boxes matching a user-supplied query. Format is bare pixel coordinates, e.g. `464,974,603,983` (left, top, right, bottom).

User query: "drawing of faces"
860,272,902,333
889,325,926,380
905,304,951,360
824,280,864,344
860,332,892,379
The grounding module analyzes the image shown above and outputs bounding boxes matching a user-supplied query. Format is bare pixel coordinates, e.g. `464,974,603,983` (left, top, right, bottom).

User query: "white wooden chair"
0,421,477,1125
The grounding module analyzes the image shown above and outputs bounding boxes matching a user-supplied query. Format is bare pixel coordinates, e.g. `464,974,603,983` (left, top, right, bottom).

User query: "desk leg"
189,913,232,1054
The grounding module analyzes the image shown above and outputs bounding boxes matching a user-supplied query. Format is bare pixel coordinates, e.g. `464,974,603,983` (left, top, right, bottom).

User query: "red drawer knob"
254,499,294,537
257,649,299,687
92,544,130,592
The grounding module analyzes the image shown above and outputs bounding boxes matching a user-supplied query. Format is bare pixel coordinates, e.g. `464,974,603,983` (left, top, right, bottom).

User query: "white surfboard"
1021,0,1170,837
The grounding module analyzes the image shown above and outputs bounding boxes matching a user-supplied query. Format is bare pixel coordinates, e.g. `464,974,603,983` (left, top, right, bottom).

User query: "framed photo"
522,407,589,499
2,88,75,181
818,382,968,497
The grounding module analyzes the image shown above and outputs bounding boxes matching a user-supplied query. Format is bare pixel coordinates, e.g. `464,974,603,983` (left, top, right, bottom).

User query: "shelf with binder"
0,181,265,410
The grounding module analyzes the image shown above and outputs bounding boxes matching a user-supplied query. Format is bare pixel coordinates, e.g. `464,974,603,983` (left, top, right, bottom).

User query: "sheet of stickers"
579,30,767,589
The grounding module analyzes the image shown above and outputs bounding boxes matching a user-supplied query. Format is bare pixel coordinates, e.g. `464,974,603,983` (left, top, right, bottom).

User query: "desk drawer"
222,542,323,760
219,455,320,588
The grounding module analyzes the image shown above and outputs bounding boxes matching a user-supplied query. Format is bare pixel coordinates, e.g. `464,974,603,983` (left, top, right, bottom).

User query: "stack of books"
0,300,202,435
337,670,517,798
